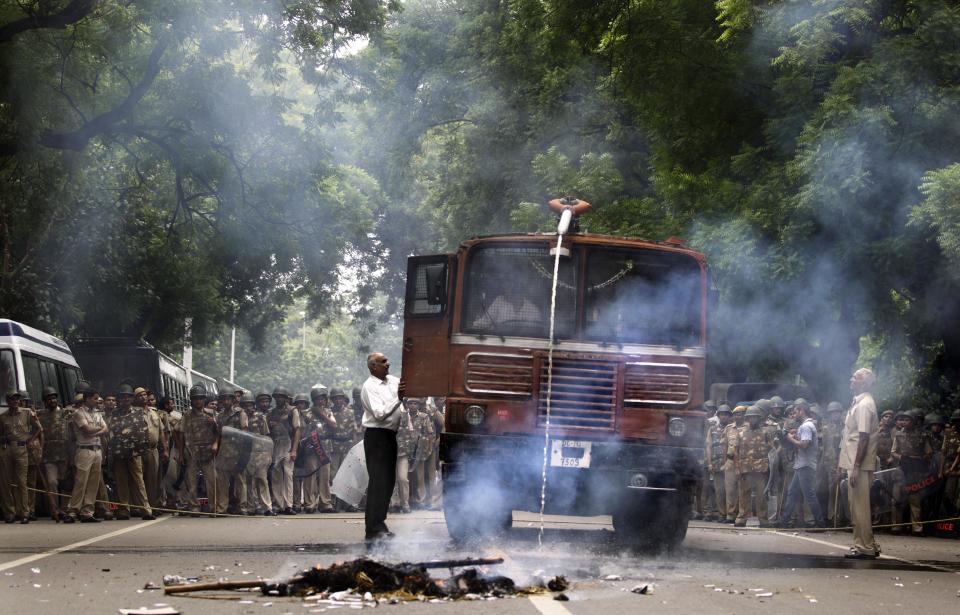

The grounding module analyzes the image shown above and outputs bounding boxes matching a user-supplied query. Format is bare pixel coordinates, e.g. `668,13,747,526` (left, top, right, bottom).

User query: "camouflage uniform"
161,408,186,508
0,404,40,521
410,404,440,508
108,405,152,517
243,409,272,514
891,423,934,533
735,416,775,526
390,407,415,511
817,417,843,523
329,404,359,477
705,419,727,521
300,404,335,512
38,404,70,515
216,405,248,514
268,404,300,512
942,421,960,512
176,407,220,513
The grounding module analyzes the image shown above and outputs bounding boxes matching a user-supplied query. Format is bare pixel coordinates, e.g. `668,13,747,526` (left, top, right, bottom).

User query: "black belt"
78,444,101,450
1,441,27,448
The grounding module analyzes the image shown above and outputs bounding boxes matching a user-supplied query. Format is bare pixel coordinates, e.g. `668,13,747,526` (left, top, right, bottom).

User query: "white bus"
0,319,83,409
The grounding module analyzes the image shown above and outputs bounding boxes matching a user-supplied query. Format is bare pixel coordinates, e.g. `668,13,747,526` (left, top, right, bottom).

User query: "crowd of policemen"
698,396,960,532
0,381,445,523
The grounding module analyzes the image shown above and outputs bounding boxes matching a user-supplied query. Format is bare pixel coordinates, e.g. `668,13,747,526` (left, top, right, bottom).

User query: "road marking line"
529,595,575,615
771,530,959,574
0,517,168,573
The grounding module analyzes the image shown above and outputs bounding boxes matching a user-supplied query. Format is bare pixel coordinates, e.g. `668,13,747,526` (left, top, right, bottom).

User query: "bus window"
1,350,15,398
61,366,80,403
40,359,58,391
21,354,43,404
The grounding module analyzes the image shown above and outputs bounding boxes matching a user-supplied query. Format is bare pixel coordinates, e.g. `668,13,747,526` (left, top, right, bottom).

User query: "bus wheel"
442,474,512,542
613,491,690,552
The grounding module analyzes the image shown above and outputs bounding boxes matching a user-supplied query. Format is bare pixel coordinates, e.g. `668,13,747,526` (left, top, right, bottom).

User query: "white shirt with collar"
361,374,401,431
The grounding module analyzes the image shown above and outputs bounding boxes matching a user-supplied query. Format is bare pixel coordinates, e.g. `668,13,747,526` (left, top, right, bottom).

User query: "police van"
0,319,83,409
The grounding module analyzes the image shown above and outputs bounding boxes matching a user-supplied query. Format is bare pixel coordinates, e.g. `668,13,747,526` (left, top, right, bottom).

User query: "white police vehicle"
0,319,83,409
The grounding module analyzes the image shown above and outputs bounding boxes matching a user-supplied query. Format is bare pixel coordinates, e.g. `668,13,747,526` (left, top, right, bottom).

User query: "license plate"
550,440,592,468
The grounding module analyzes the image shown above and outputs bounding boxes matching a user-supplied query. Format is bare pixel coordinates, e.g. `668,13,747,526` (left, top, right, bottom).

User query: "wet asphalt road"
1,511,958,615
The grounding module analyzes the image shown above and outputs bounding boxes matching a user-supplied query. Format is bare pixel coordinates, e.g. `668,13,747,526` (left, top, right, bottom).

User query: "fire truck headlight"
668,417,687,437
464,405,486,426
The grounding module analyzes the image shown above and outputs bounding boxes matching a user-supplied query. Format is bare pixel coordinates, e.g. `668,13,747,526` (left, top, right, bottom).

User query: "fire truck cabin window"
584,248,701,347
462,244,578,339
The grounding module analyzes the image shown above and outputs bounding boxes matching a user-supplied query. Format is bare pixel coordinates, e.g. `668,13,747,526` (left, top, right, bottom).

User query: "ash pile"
164,557,562,604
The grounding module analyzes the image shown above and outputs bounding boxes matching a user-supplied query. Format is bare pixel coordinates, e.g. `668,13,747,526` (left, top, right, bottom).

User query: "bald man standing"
361,352,402,541
840,368,880,559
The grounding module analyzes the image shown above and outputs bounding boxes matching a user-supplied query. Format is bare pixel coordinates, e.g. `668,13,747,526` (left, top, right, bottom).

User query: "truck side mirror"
425,263,447,306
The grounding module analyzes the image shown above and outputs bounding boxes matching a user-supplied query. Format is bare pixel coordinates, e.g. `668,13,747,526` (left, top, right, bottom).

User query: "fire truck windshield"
461,242,702,347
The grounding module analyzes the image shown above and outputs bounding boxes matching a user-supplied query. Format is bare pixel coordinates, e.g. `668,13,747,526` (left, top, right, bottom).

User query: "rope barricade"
12,482,960,533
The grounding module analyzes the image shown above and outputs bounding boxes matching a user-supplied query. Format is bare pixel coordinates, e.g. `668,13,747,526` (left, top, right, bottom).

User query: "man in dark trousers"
361,352,402,541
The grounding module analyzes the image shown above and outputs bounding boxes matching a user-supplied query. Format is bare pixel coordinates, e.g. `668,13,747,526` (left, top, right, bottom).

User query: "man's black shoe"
61,515,75,524
79,516,101,523
844,551,877,560
142,514,157,520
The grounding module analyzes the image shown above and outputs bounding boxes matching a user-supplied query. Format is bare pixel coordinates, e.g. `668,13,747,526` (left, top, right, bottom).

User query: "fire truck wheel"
612,492,690,552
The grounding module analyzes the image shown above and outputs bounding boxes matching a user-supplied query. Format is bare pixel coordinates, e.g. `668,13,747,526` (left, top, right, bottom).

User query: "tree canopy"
4,0,960,406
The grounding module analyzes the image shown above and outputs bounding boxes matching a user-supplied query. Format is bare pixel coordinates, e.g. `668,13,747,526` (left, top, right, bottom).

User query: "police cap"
118,383,135,396
716,404,732,415
293,393,310,404
329,387,348,401
310,385,329,400
272,386,290,399
770,395,785,409
744,406,763,418
41,386,58,399
240,391,255,405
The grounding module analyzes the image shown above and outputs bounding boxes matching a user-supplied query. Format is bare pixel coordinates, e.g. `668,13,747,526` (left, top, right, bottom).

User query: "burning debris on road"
163,557,561,603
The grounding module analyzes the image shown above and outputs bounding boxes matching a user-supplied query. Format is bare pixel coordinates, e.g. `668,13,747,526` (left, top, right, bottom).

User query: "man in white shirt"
839,367,880,559
361,352,402,541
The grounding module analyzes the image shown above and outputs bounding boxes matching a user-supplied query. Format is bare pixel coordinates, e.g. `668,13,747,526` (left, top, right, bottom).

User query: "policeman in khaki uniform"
890,409,933,534
268,386,300,514
216,390,248,515
303,387,337,513
0,390,42,523
721,405,746,523
109,384,154,520
63,388,108,523
175,385,220,515
941,409,960,512
241,390,273,514
735,406,775,527
38,386,70,520
705,405,732,522
135,387,167,513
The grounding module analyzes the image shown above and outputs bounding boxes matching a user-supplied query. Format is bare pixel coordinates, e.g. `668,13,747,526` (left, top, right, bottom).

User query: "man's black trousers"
363,427,398,536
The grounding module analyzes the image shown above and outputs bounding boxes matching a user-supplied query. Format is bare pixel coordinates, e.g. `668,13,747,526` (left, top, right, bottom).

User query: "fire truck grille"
537,359,617,431
623,362,691,406
464,353,534,396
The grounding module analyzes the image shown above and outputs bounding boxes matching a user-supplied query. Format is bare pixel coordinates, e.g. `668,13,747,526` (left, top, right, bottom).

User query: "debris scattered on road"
102,569,111,572
547,576,568,592
602,574,622,581
30,568,40,574
631,584,653,595
755,592,774,598
143,582,161,591
554,593,569,601
163,557,533,602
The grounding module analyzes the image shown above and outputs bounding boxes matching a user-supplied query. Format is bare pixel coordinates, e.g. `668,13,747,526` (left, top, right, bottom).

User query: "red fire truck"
401,200,708,549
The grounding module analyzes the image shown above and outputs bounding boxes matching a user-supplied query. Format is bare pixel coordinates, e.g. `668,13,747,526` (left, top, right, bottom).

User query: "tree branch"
0,0,99,44
37,35,169,151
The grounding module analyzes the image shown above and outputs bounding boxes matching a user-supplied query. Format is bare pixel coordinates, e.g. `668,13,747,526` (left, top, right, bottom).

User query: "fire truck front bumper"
440,433,703,516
